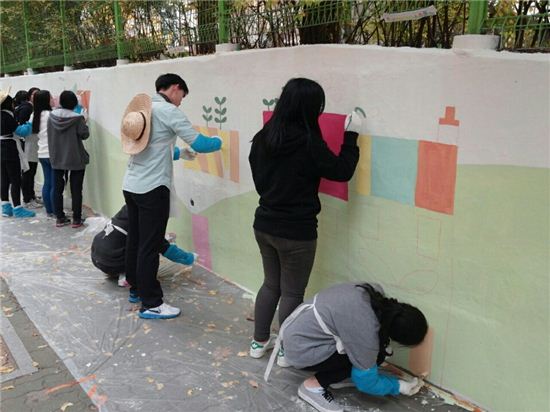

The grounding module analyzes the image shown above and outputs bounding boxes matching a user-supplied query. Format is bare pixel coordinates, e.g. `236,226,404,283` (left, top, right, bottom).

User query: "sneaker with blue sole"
2,203,13,217
13,205,35,218
128,291,141,303
139,303,181,320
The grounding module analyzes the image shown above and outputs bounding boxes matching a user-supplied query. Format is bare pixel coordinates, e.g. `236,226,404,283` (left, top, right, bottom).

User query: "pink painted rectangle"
192,214,212,270
262,111,348,201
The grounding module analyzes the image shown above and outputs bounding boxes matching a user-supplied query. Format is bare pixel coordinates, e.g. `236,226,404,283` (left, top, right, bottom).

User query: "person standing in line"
122,73,222,320
48,90,90,228
248,78,362,365
14,90,41,209
0,91,36,218
32,90,56,217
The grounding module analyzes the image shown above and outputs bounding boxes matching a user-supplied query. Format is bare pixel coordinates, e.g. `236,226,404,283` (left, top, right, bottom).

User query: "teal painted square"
371,136,418,205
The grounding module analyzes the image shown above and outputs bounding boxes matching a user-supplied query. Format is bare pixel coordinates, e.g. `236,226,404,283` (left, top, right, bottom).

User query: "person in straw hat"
121,73,221,320
1,88,37,219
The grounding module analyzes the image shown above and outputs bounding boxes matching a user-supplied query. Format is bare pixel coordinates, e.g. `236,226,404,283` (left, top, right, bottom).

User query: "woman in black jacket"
248,78,363,364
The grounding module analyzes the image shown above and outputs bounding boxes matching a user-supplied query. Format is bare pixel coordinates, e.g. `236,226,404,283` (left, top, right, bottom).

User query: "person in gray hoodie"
265,283,428,412
47,90,90,228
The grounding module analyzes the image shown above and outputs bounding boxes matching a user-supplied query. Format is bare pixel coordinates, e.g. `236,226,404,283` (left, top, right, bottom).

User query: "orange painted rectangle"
408,327,434,377
415,141,457,214
229,130,239,183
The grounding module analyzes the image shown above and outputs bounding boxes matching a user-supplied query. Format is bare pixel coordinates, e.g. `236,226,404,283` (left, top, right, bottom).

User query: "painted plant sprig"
202,105,213,127
262,97,279,111
214,96,227,129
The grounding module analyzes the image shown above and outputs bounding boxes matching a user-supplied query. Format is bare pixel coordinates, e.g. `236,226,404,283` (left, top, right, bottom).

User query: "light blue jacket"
123,94,221,194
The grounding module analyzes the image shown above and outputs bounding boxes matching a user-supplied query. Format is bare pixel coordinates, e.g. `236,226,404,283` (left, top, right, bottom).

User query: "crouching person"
265,283,428,412
91,205,197,287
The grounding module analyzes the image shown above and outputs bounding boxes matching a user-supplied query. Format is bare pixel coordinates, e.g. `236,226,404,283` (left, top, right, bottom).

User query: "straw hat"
121,93,152,155
0,86,11,105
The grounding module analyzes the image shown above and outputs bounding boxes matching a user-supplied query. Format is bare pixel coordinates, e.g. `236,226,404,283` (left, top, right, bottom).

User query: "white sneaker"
139,303,181,319
277,347,291,367
117,274,129,287
24,200,42,209
249,334,276,358
298,382,343,412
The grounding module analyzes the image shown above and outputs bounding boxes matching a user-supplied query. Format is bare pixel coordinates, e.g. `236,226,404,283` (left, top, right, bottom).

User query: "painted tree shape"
214,96,227,129
202,105,213,126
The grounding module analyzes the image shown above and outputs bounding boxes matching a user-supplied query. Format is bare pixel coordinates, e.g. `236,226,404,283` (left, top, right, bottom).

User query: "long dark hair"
357,283,428,365
258,78,325,153
32,90,52,134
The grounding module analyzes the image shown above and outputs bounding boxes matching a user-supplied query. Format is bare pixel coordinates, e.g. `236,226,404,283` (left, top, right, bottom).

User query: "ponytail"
357,283,428,365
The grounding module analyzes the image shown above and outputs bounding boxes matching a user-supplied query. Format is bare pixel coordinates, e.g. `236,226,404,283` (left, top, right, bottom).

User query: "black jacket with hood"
249,124,359,240
91,205,170,273
47,108,90,170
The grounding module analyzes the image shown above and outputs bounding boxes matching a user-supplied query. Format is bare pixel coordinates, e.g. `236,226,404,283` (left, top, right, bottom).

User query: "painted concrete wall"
2,45,548,411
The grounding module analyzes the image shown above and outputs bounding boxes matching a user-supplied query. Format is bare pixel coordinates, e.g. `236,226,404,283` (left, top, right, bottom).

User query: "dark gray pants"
253,229,317,342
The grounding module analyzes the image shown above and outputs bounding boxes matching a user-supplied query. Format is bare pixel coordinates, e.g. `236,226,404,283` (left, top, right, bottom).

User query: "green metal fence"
1,1,548,76
483,1,550,51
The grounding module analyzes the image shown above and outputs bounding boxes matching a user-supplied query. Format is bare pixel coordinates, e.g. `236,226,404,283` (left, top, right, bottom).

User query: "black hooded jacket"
249,125,359,240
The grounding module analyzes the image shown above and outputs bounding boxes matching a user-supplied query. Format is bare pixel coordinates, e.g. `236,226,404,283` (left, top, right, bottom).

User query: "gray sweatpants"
253,229,317,342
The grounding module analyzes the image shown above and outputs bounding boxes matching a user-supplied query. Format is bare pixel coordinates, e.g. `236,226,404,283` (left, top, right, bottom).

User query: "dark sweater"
1,109,19,162
48,108,90,170
14,101,33,124
249,125,359,240
91,205,170,272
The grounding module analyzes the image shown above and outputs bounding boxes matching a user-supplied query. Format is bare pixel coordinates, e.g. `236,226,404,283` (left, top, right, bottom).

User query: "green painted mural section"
81,129,548,411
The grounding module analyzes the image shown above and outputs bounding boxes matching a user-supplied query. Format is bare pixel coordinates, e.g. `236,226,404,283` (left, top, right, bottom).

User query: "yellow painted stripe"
356,135,372,196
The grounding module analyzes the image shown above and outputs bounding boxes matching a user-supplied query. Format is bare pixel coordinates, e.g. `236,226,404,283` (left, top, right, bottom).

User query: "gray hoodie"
47,108,90,170
283,283,382,370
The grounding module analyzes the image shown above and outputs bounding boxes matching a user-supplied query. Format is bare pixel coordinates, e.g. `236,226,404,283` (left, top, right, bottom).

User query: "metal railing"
1,1,548,76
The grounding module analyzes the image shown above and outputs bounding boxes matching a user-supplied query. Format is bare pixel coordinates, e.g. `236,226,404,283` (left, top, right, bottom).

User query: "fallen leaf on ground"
187,389,193,396
147,377,154,383
208,290,218,296
249,380,259,388
156,383,164,390
37,344,48,349
0,366,15,374
60,402,74,411
1,385,15,391
237,352,247,357
32,361,39,367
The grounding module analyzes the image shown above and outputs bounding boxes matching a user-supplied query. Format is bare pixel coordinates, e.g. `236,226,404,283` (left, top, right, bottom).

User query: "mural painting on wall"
357,105,459,215
184,96,239,183
173,95,245,242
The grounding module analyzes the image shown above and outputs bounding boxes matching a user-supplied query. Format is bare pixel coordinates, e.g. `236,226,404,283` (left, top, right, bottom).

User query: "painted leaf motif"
214,108,221,114
214,96,221,105
202,114,209,122
262,98,269,105
220,97,227,104
220,108,227,115
220,117,227,123
203,106,212,113
214,117,221,123
206,115,213,121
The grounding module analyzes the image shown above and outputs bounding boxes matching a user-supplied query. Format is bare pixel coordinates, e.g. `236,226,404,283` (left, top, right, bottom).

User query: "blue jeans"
39,158,55,214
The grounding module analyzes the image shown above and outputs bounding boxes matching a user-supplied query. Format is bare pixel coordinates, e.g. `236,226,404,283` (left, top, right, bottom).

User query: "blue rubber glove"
351,366,400,396
163,244,196,265
173,146,181,161
15,122,32,138
190,134,222,153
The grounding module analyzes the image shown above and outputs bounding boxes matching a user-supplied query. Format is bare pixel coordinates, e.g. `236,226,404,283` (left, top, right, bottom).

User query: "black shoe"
71,218,85,228
56,216,70,227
